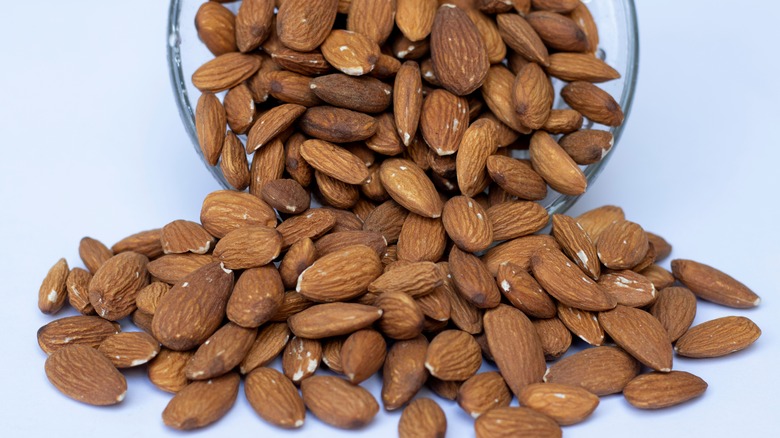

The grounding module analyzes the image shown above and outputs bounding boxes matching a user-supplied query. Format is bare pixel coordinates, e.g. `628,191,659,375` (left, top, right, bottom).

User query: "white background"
1,1,778,436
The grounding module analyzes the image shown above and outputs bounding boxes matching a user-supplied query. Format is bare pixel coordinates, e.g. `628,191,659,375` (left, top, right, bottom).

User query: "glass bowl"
167,0,638,215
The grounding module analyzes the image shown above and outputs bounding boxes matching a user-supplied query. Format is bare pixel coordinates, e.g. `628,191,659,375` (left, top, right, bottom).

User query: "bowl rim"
166,0,639,215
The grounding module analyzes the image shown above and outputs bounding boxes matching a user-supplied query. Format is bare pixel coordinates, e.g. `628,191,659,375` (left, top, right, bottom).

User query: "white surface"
1,1,778,436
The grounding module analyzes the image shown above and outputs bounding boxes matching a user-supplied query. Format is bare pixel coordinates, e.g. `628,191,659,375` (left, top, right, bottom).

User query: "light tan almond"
551,214,600,280
195,1,237,55
599,305,673,372
467,8,506,64
544,346,640,396
425,330,482,381
161,220,215,255
675,316,761,358
148,349,193,393
496,13,549,66
88,252,149,321
98,331,160,368
240,323,291,374
321,29,380,76
457,372,512,418
399,398,447,438
283,336,322,384
288,303,383,339
484,305,546,396
394,61,424,146
200,190,277,238
112,228,163,259
162,373,240,430
475,406,562,438
45,345,127,406
236,0,274,52
363,199,408,243
671,259,760,308
246,103,306,153
37,316,120,355
533,317,572,360
596,220,649,270
496,263,556,318
396,0,437,41
369,261,442,298
38,258,69,314
341,329,387,384
296,244,382,302
192,52,261,92
561,81,624,126
519,382,599,426
598,270,656,307
531,246,615,311
223,83,256,134
302,376,379,428
300,139,370,184
649,286,697,342
624,371,708,410
380,158,444,218
430,4,490,95
640,264,675,290
147,254,215,285
456,118,499,197
570,1,599,52
530,130,587,196
481,66,529,133
246,367,306,428
322,337,346,374
347,0,395,45
213,225,282,270
79,237,113,274
315,231,386,258
416,286,451,322
576,205,625,242
547,52,620,82
557,303,604,346
152,262,235,351
397,214,447,262
276,0,338,52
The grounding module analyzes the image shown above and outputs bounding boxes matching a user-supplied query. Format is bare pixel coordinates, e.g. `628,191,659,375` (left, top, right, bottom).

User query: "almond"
322,337,346,374
559,129,614,165
475,407,562,438
442,195,494,253
399,398,447,438
194,92,226,167
531,246,615,311
431,4,490,95
147,254,215,284
468,8,506,64
369,261,442,297
184,323,256,380
301,107,378,143
341,329,387,384
484,304,546,396
551,214,600,280
148,349,193,393
571,1,599,53
576,205,625,241
162,373,240,430
235,0,274,52
66,268,94,315
383,335,430,410
482,234,559,274
277,208,337,248
533,317,572,360
519,382,599,426
288,303,383,339
347,0,396,45
297,244,382,302
486,155,548,201
394,61,424,146
542,109,584,134
246,367,306,428
397,214,447,262
424,330,481,381
457,119,499,197
396,0,437,41
530,130,587,196
98,331,160,368
88,252,149,321
596,220,649,270
213,225,282,270
38,258,69,314
547,52,620,82
366,112,404,155
37,316,120,355
496,13,549,66
561,81,624,126
302,376,379,428
195,1,237,56
496,262,556,318
200,190,277,238
416,286,452,322
362,199,407,243
647,231,673,260
321,29,380,76
380,158,444,218
266,69,323,107
675,316,761,358
557,303,604,346
457,372,512,418
623,371,708,409
45,345,127,406
250,138,287,199
191,52,261,92
449,246,501,309
513,62,553,130
112,228,163,259
599,305,673,372
300,139,370,184
310,74,393,113
598,270,656,307
283,336,322,384
161,220,215,255
481,66,529,133
649,286,697,342
223,83,256,134
544,346,640,396
261,178,310,214
246,103,306,153
420,89,468,156
640,264,676,291
671,259,760,308
276,0,338,52
238,323,290,374
78,237,113,274
152,262,235,351
526,11,588,52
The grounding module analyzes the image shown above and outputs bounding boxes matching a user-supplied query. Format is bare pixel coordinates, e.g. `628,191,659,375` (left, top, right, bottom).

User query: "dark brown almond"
531,0,579,12
195,1,237,56
475,407,562,438
484,305,547,396
519,382,599,426
297,244,382,302
531,246,615,311
599,305,673,372
38,258,69,314
486,155,547,201
561,81,624,126
152,262,235,351
623,371,708,409
399,398,447,438
79,237,113,274
675,316,762,358
213,225,282,270
261,179,311,214
226,264,284,326
246,104,306,153
200,190,277,238
299,106,377,143
112,229,163,260
341,329,387,384
288,303,383,339
220,131,251,190
533,317,572,360
551,214,600,280
276,0,338,52
162,373,240,430
45,345,127,406
300,139,370,184
598,270,657,308
559,129,613,165
526,11,588,52
557,303,604,346
383,335,429,410
596,220,649,270
482,234,559,274
449,246,501,309
394,60,424,146
98,331,160,368
148,349,193,393
236,0,274,52
513,62,553,130
425,330,482,381
671,259,760,308
301,376,379,429
147,254,215,285
88,252,149,321
240,322,291,374
544,346,640,396
283,336,322,384
192,52,261,92
246,367,306,428
496,13,549,65
310,74,392,113
37,316,120,355
496,263,556,318
430,4,490,95
457,372,512,418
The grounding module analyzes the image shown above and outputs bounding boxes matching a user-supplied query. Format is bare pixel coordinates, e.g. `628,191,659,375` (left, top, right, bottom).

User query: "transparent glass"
167,0,639,215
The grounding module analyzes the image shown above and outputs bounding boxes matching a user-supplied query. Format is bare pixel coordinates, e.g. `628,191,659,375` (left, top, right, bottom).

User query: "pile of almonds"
192,0,624,203
37,199,761,436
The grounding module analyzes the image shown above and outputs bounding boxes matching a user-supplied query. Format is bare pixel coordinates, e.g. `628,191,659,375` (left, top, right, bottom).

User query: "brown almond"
246,367,306,428
544,346,640,396
430,4,490,96
162,373,240,430
596,220,649,270
240,322,292,374
38,258,69,314
530,130,587,196
570,1,599,53
200,190,277,238
236,0,274,52
481,65,529,133
599,305,673,372
442,195,493,253
112,228,163,259
322,337,346,374
249,138,287,199
531,246,615,311
380,158,444,218
671,259,760,308
376,291,425,340
369,261,442,297
192,52,261,92
624,371,708,409
557,303,604,346
195,1,237,55
394,61,424,146
297,244,382,302
420,89,469,156
519,382,599,426
288,303,382,339
152,262,235,351
496,263,556,318
213,225,282,270
341,329,387,384
310,74,393,113
482,234,559,274
147,254,215,285
484,304,547,396
397,214,447,262
265,69,323,107
261,178,311,214
317,173,360,212
467,8,506,64
89,252,149,321
531,0,579,12
161,220,215,255
399,398,447,438
559,129,613,165
396,0,437,41
223,83,256,134
649,286,697,342
675,316,761,358
221,132,251,190
363,199,408,243
526,11,588,52
598,270,657,307
300,139,370,184
276,0,338,52
533,317,572,360
438,264,483,334
37,316,120,355
98,331,160,368
496,13,549,66
425,330,482,381
300,106,377,143
449,246,501,309
277,208,338,248
416,286,452,322
486,155,547,201
513,62,553,130
301,376,379,429
551,214,600,280
246,103,306,153
136,282,169,315
383,335,430,410
347,0,395,45
45,345,127,406
561,81,624,126
547,52,620,82
365,112,404,155
79,237,113,274
457,372,512,418
457,118,499,197
475,406,562,438
427,377,462,401
576,205,625,242
542,109,584,134
185,322,256,380
321,29,380,76
647,231,673,260
66,268,94,315
283,336,322,384
640,264,676,291
148,349,193,393
314,231,386,259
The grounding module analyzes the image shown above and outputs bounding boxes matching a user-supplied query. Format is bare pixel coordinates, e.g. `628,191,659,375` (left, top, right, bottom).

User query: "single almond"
301,376,379,429
557,303,604,346
111,228,163,259
194,92,226,166
533,317,572,360
363,199,409,243
200,190,277,238
147,254,215,285
519,382,599,426
265,69,323,107
88,252,149,321
246,103,306,153
347,0,395,44
551,214,600,280
675,316,761,358
161,220,215,255
542,109,584,134
496,13,549,66
640,264,676,291
547,52,620,82
449,246,501,309
416,286,451,322
300,139,370,184
288,303,383,339
526,10,588,52
481,65,530,133
310,73,393,113
45,345,127,406
457,372,512,418
559,129,614,165
78,237,113,274
223,83,256,134
399,397,447,438
296,244,382,302
430,4,490,95
98,331,160,368
185,322,256,380
396,0,437,41
380,158,444,218
561,81,624,126
66,268,94,315
596,220,649,270
576,205,625,242
425,330,482,381
482,234,559,274
300,106,378,143
397,214,447,262
649,286,697,342
671,259,760,308
544,346,640,396
37,316,120,355
457,118,499,197
148,349,193,393
195,1,237,55
321,29,380,76
341,329,387,384
442,195,494,253
162,373,240,430
277,208,338,248
475,406,562,438
394,60,424,146
497,262,556,319
213,225,282,270
276,0,338,52
322,337,346,374
283,336,322,384
315,231,386,258
369,261,442,297
486,155,548,201
191,52,261,92
261,178,310,214
240,322,291,374
598,270,657,307
530,130,587,196
235,0,274,52
531,0,579,13
599,305,673,372
531,246,615,311
38,258,69,314
513,62,553,130
246,367,306,428
420,88,469,156
623,371,708,409
382,335,429,410
250,138,287,199
647,231,673,260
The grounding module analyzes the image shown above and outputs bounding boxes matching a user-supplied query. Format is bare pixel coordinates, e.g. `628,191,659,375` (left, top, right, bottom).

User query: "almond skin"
486,155,548,201
341,329,387,384
235,0,274,52
185,322,256,380
425,330,482,381
38,258,69,314
488,200,549,242
161,220,215,255
596,220,649,270
623,371,708,409
200,190,277,238
310,74,393,113
576,205,625,242
45,345,127,406
240,322,291,374
531,246,616,311
162,373,240,430
671,259,761,308
561,81,624,126
66,268,94,315
598,270,657,308
246,103,307,153
675,316,762,358
300,139,370,184
97,331,160,368
383,335,430,410
380,158,444,218
513,62,553,130
297,244,383,302
430,4,490,96
112,228,164,259
649,286,697,342
347,0,396,45
557,304,604,346
544,346,640,396
283,336,322,384
420,89,469,156
287,303,383,339
88,252,149,321
191,52,261,92
276,0,339,52
37,316,120,355
551,214,600,280
529,130,587,196
449,246,502,309
246,367,306,429
213,225,282,270
496,13,549,66
397,214,447,263
396,0,437,42
277,208,337,249
398,398,447,438
497,263,556,319
442,195,493,253
394,60,423,147
375,291,425,340
299,106,378,143
457,372,512,418
482,234,560,275
559,129,614,165
301,376,379,429
147,254,215,285
475,407,562,438
547,52,620,82
261,178,311,215
148,349,193,393
519,382,599,426
321,29,380,76
533,317,572,360
195,1,237,56
526,11,589,52
78,237,113,274
456,118,499,197
369,261,442,297
194,93,225,165
598,305,673,372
